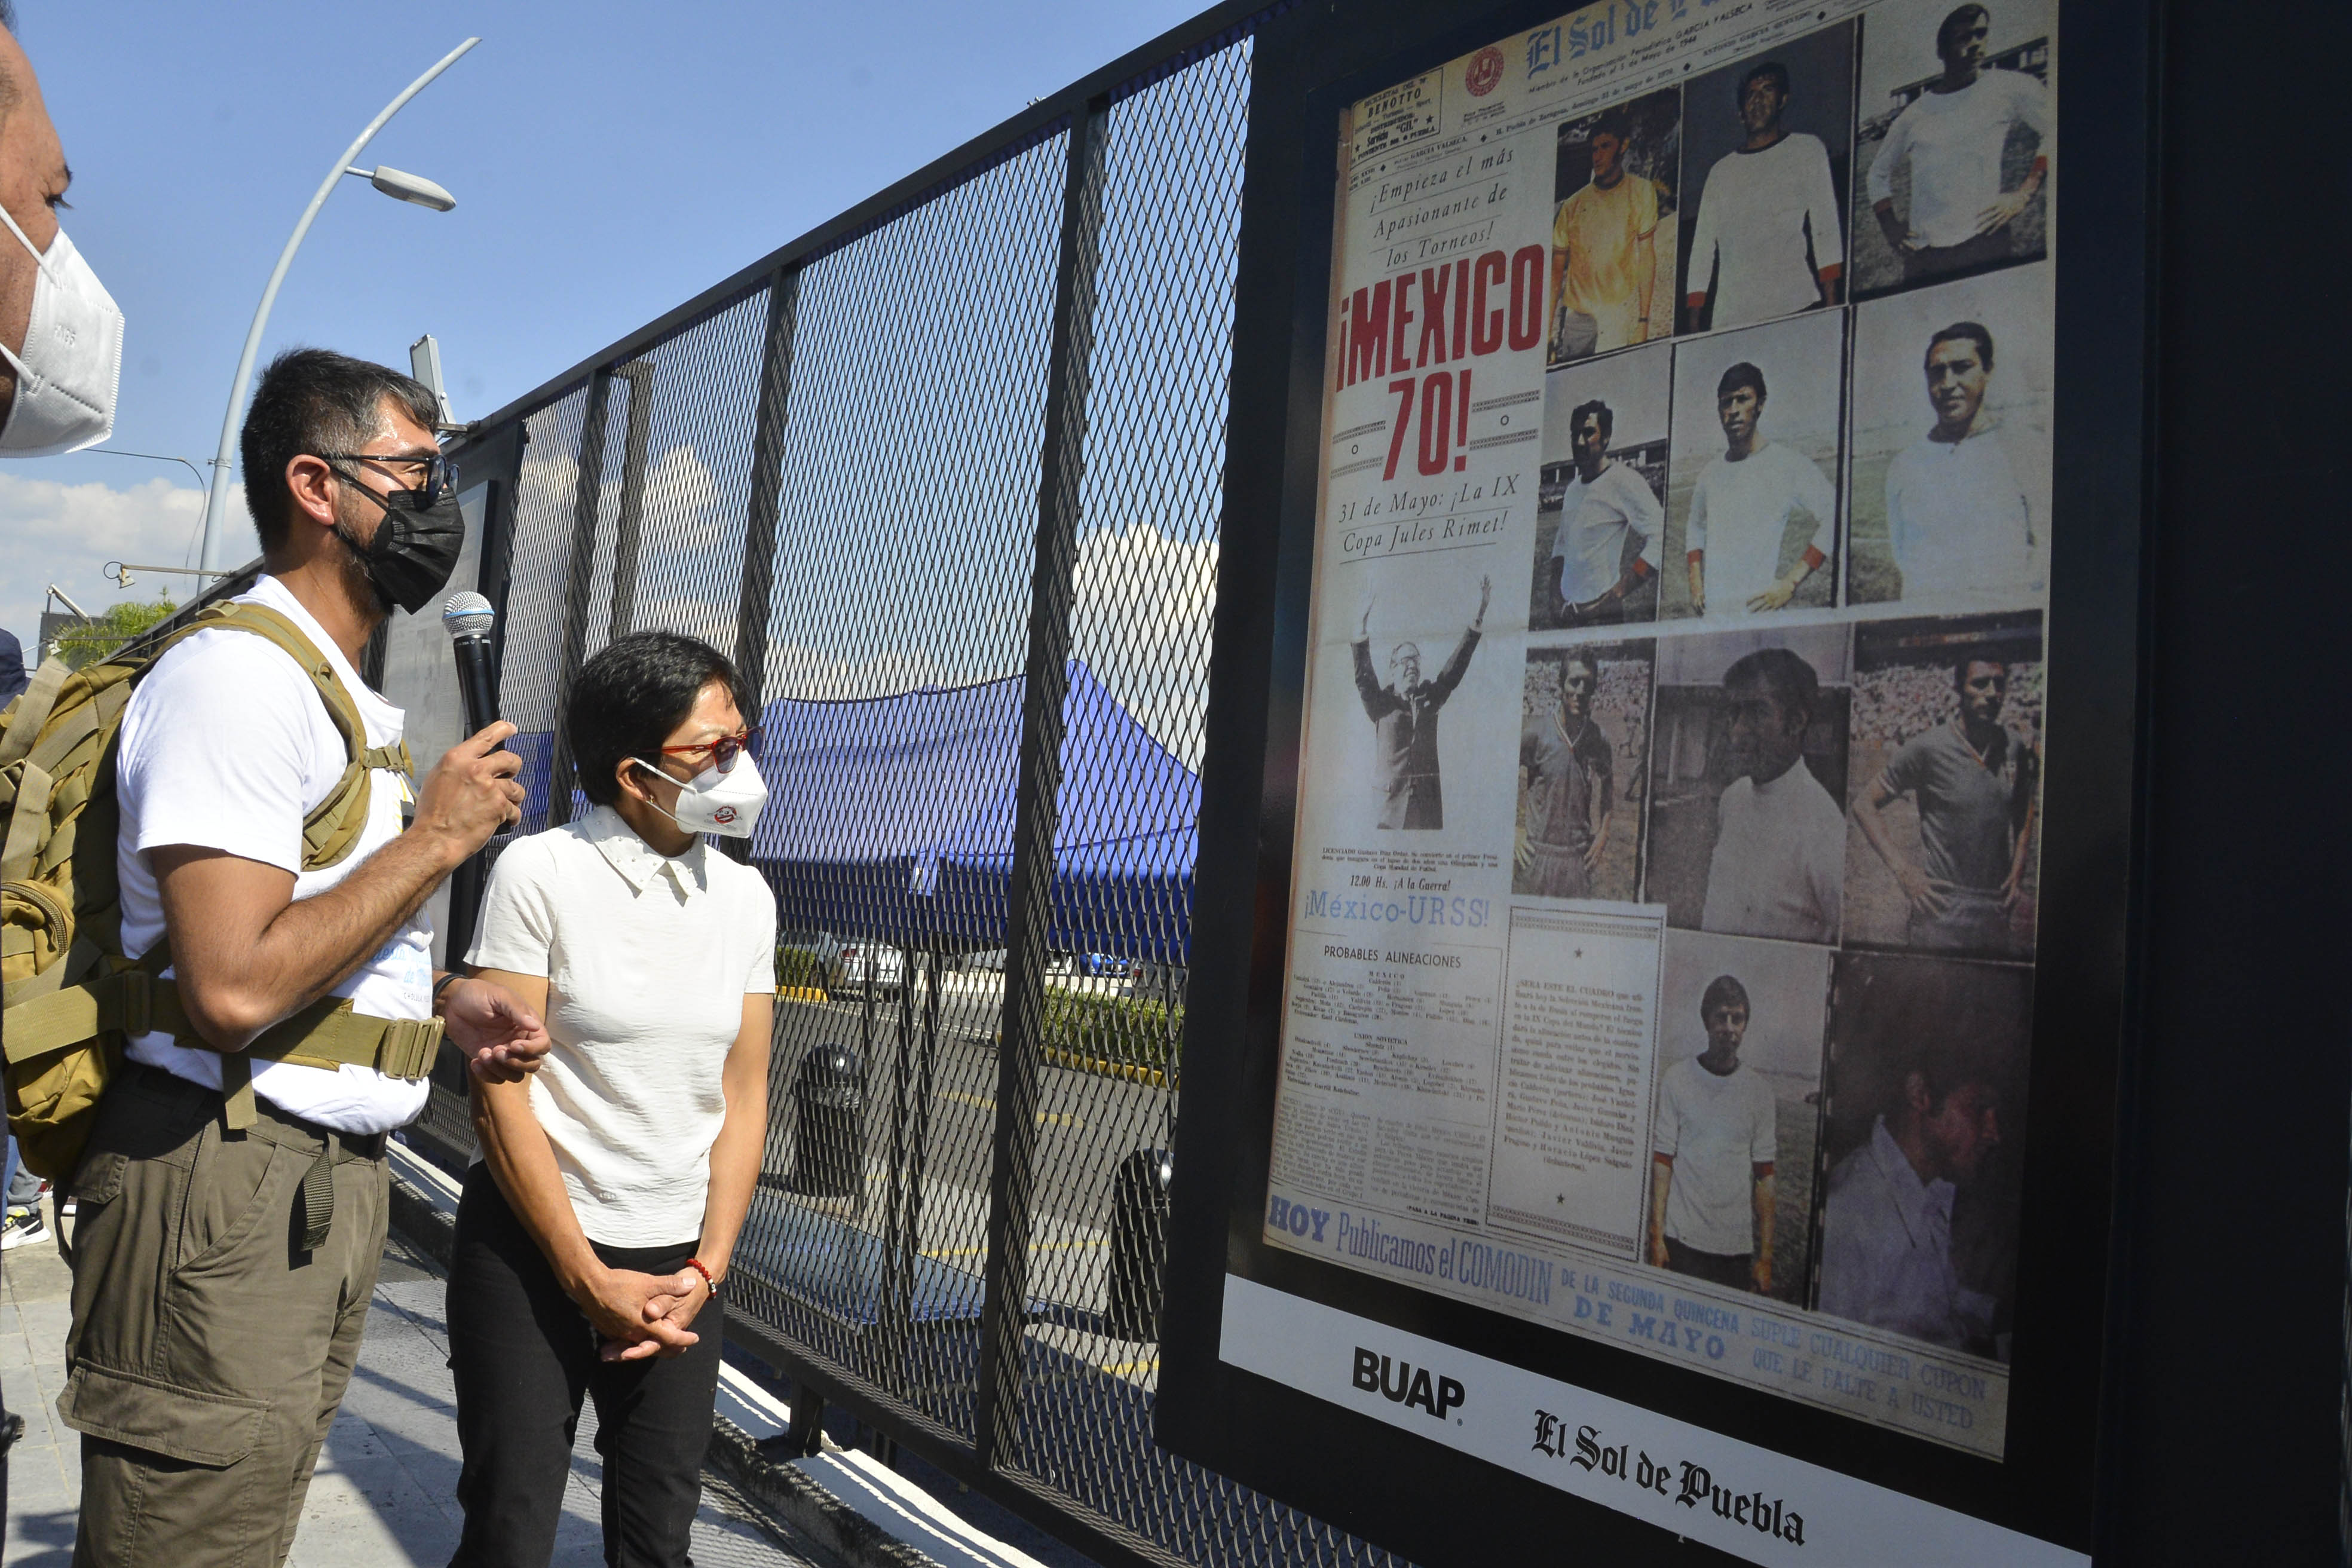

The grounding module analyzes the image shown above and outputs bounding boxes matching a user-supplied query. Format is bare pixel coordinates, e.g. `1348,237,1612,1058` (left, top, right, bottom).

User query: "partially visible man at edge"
58,347,552,1567
0,10,126,1535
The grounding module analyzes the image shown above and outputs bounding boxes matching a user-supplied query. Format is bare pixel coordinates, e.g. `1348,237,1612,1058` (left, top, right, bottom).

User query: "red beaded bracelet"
684,1258,719,1298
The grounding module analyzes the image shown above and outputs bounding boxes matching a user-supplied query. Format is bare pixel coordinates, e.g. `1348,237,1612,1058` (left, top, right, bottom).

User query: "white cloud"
0,473,256,658
1070,523,1219,768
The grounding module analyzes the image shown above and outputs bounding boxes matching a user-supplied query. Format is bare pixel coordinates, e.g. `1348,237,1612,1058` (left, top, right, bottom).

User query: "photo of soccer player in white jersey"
1852,0,2053,295
1531,343,1672,629
1679,26,1855,335
1847,265,2052,607
1662,310,1846,621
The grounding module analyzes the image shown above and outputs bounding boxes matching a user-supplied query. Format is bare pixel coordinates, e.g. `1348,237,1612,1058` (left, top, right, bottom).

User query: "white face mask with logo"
631,753,768,840
0,202,124,457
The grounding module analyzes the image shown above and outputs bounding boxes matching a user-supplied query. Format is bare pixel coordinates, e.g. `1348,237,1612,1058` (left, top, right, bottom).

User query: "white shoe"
1,1206,50,1250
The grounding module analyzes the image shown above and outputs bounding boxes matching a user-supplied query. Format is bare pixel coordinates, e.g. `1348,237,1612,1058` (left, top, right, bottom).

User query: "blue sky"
0,0,1204,647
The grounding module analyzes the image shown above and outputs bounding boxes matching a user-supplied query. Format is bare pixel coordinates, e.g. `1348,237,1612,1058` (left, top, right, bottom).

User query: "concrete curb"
706,1419,943,1568
381,1147,947,1568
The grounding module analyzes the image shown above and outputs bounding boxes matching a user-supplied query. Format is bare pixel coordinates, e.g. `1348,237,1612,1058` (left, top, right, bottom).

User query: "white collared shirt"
115,574,432,1135
468,806,777,1246
1818,1117,1998,1349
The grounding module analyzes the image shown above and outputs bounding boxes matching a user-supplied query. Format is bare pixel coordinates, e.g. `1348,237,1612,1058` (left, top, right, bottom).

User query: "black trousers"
447,1166,721,1568
1663,1236,1753,1292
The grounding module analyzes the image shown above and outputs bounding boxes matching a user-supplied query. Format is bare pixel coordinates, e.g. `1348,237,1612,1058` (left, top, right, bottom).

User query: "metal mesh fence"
410,15,1411,1568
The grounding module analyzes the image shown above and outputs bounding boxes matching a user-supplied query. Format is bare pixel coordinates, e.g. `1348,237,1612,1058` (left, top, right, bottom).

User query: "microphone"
440,592,504,751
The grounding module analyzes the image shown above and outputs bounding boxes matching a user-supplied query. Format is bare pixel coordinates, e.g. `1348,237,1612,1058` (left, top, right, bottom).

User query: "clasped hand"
580,1266,709,1362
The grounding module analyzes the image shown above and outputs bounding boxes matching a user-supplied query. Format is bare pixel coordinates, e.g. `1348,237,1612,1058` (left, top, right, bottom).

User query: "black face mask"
333,475,466,614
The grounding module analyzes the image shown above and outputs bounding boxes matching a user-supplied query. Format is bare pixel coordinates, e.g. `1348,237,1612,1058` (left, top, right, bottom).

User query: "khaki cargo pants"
55,1064,390,1568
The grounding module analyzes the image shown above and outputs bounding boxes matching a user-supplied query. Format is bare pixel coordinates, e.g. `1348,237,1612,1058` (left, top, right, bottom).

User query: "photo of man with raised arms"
1548,91,1680,363
1682,38,1850,333
1649,975,1778,1293
1549,399,1662,626
1663,310,1845,620
1352,576,1489,829
1857,0,2053,290
1843,613,2042,954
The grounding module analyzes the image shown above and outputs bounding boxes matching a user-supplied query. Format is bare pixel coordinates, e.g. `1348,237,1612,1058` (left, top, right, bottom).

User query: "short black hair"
240,348,442,552
1569,398,1614,442
1937,4,1990,58
1717,361,1767,404
566,630,751,807
1591,107,1632,145
1722,645,1820,727
1902,1037,2005,1119
1927,320,1996,370
1701,974,1751,1019
1738,62,1791,105
1953,654,2008,691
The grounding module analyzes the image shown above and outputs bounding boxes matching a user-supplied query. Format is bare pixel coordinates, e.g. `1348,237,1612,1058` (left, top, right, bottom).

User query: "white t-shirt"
1686,442,1836,615
1653,1053,1777,1257
1552,460,1664,606
114,574,433,1135
1865,70,2052,250
1700,758,1846,943
467,806,777,1247
1885,425,2041,602
1688,134,1844,329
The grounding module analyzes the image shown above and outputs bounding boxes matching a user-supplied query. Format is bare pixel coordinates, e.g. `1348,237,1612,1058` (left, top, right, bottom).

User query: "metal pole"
198,36,480,571
973,97,1107,1474
722,267,799,868
544,370,614,831
605,361,656,643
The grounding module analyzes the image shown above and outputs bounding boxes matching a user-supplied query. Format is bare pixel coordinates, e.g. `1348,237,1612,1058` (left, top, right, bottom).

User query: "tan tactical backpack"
1,602,442,1180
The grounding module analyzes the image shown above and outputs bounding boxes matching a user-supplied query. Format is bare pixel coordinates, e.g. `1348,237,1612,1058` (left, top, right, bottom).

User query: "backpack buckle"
118,970,152,1037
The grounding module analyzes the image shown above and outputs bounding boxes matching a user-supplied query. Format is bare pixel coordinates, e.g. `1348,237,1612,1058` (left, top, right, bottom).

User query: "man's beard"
329,493,394,618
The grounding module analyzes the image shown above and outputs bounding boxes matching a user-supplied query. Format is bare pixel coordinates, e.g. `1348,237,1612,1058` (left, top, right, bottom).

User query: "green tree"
56,598,177,670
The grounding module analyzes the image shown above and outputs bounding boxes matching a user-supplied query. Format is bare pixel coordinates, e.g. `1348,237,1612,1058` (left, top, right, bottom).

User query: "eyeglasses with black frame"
318,449,461,507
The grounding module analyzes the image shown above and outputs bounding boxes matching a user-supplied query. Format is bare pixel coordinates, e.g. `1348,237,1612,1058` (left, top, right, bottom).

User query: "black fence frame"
409,7,1422,1568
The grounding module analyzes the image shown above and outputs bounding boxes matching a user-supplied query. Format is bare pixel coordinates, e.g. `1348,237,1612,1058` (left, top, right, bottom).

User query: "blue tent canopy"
746,661,1199,964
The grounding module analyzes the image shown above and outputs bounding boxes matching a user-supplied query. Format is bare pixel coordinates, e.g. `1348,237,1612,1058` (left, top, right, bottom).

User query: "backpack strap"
0,657,72,768
187,604,392,872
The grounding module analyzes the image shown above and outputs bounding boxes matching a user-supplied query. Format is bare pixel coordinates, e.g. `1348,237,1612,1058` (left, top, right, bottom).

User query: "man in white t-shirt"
1684,362,1837,617
1649,975,1779,1294
1699,646,1845,942
1548,398,1661,625
1866,5,2051,284
1685,61,1845,331
62,349,547,1567
1884,321,2040,602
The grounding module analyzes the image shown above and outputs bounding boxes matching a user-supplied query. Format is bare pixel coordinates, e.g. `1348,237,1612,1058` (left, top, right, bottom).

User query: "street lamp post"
198,36,480,571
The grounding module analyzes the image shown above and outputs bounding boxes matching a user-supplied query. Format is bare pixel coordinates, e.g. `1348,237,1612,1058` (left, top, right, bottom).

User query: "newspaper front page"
1264,0,2057,1462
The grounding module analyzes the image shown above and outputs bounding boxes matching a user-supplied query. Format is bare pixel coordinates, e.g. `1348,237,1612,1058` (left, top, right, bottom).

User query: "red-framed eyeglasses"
655,727,760,774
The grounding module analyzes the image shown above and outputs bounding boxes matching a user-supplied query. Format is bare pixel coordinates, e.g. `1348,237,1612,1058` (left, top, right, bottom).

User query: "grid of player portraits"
1512,611,2038,1367
1506,0,2054,1368
1530,0,2053,635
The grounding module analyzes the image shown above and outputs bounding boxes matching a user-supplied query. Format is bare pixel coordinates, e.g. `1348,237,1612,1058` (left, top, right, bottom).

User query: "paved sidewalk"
1,1198,833,1567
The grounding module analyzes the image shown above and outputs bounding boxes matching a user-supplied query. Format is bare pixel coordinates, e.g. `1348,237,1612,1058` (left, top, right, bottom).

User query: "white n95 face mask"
632,753,768,839
0,203,124,457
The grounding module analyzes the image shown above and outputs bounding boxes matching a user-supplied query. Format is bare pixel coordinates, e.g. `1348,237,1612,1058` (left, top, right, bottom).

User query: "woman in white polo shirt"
448,631,776,1567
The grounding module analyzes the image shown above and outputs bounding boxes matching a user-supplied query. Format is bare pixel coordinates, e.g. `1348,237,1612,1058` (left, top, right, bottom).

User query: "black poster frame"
1162,0,2160,1559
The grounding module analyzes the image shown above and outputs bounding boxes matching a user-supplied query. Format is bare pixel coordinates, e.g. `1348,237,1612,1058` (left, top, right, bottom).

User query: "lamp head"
351,164,458,212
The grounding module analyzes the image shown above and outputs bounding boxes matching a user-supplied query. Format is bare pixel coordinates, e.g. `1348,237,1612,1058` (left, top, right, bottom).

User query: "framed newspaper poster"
1162,0,2157,1561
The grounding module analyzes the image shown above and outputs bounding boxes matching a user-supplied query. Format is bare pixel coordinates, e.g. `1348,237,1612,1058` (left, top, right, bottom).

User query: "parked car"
839,942,905,997
778,930,845,990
